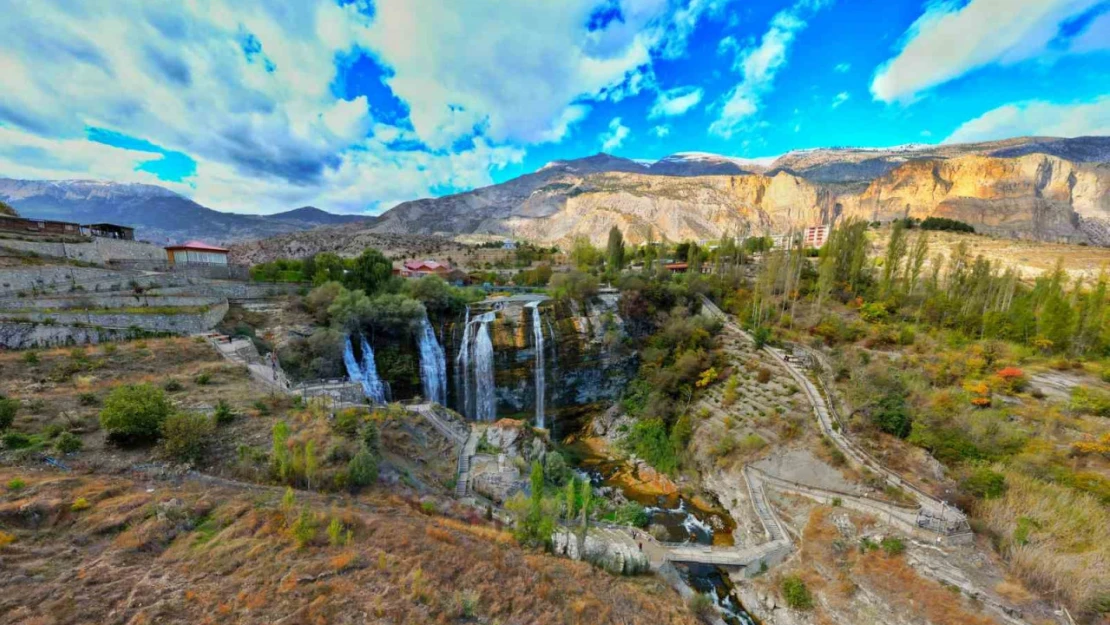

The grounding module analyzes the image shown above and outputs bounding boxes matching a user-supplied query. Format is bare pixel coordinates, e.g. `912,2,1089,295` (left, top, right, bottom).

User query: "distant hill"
0,179,367,244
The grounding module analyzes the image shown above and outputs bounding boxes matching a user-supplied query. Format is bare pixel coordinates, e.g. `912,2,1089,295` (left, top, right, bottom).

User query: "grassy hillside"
0,199,17,217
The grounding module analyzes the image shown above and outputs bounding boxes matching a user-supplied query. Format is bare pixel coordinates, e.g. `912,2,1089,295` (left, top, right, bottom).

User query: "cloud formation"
649,86,704,118
945,96,1110,143
600,117,632,151
0,0,720,214
709,0,830,138
871,0,1108,103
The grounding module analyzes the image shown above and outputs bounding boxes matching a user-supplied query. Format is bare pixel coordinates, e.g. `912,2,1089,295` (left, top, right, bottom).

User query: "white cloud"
871,0,1107,103
709,0,829,138
649,86,704,118
651,124,671,138
0,0,723,214
831,91,850,108
945,96,1110,144
363,0,717,149
833,62,850,73
600,117,631,151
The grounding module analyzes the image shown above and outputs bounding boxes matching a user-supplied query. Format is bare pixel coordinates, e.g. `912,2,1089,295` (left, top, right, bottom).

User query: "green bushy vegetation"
99,384,171,444
161,412,216,464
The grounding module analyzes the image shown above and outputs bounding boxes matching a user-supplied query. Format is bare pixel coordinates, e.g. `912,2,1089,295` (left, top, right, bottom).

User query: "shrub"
163,379,183,392
0,395,19,430
920,216,974,233
6,478,26,491
327,517,347,546
613,501,649,528
54,432,83,454
543,451,571,487
2,432,33,449
99,384,171,444
41,424,63,439
361,420,381,454
333,408,364,438
623,418,677,474
78,392,98,406
347,448,379,490
780,575,814,610
687,593,714,619
756,368,772,384
213,400,236,425
962,466,1006,499
22,351,39,365
161,412,216,464
71,497,91,512
194,372,212,386
252,399,271,415
872,393,912,438
880,536,905,556
291,508,317,548
1070,387,1110,417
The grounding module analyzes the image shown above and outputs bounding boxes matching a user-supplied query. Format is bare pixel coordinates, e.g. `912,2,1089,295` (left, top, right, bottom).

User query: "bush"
7,478,26,491
543,451,571,487
756,367,772,384
613,501,650,528
1070,387,1110,417
880,536,905,556
347,448,379,490
99,384,171,444
920,217,974,233
780,575,814,610
161,412,216,464
291,508,317,548
962,466,1006,499
54,432,83,454
78,392,98,406
623,418,677,474
163,379,183,392
2,432,33,449
333,408,364,438
213,400,236,425
0,395,19,430
71,497,91,511
872,394,912,438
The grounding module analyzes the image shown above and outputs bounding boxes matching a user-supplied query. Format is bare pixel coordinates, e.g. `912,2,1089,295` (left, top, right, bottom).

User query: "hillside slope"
0,179,366,244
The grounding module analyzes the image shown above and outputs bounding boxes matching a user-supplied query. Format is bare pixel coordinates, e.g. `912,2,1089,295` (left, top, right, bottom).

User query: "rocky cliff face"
360,136,1110,247
445,295,637,437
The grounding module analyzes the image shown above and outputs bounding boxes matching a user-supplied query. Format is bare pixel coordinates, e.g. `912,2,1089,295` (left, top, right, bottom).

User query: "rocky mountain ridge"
364,136,1110,247
0,178,368,244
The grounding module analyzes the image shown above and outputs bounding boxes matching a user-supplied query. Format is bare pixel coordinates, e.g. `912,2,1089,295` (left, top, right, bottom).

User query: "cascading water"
417,312,447,405
343,334,387,404
358,335,387,403
529,302,545,429
455,306,471,417
473,311,496,422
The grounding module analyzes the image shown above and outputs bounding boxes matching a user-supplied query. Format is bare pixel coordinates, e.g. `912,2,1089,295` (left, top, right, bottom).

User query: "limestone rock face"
361,137,1110,247
552,529,650,575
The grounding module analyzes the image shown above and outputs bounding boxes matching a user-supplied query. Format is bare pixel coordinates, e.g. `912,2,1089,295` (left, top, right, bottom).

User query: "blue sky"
0,0,1107,214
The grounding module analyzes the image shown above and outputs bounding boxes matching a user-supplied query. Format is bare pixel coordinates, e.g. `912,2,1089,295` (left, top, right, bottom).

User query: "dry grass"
0,470,699,625
978,471,1110,618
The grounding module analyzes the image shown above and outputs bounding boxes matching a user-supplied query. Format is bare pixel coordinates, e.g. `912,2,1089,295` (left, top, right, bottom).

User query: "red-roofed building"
398,259,452,278
165,240,230,266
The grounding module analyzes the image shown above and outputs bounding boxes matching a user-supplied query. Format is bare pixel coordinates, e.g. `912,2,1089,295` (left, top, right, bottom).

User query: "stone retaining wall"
0,237,166,264
0,300,228,335
149,281,305,299
0,322,169,349
0,294,223,311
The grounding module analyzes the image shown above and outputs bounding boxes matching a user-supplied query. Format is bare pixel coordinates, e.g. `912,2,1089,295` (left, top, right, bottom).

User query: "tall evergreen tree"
606,226,625,272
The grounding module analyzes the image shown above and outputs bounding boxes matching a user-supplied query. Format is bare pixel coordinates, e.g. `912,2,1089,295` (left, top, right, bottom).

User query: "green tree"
99,384,171,444
346,248,394,296
881,219,908,298
564,477,578,521
305,440,318,490
347,448,379,489
544,451,571,487
606,226,625,272
570,236,603,270
271,420,293,482
362,420,381,454
312,252,348,285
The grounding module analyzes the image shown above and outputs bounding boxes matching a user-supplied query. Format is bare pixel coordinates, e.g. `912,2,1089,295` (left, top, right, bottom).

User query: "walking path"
455,426,480,498
699,296,970,537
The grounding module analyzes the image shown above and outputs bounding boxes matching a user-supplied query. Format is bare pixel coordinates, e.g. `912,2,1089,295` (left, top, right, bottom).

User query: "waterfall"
473,311,496,422
343,334,387,404
359,335,387,403
455,306,471,417
529,302,545,429
417,312,447,405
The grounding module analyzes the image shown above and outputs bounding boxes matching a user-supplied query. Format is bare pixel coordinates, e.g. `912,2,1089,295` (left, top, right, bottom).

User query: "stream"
564,433,758,624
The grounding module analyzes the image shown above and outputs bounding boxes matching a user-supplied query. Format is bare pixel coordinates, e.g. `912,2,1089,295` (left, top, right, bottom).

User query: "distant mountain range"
6,135,1110,253
0,179,367,244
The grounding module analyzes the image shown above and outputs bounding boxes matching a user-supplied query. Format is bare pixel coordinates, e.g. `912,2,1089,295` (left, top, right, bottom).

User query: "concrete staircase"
455,426,479,499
